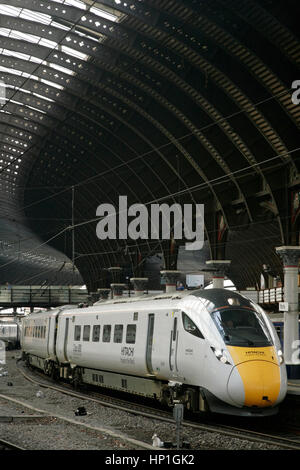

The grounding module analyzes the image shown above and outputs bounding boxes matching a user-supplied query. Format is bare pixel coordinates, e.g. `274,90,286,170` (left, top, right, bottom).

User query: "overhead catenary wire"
19,86,297,211
62,145,300,232
0,144,296,274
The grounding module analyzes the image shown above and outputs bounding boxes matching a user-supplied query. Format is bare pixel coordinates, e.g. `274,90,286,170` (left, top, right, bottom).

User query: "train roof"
93,288,254,310
23,289,256,318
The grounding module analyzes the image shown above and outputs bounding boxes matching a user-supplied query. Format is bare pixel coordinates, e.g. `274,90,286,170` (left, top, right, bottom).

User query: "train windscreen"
211,308,273,347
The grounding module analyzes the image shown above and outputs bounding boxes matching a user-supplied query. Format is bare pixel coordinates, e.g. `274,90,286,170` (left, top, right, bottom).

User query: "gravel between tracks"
0,351,284,450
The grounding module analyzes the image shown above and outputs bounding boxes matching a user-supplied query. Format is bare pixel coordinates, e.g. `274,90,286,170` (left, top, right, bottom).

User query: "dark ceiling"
0,0,299,291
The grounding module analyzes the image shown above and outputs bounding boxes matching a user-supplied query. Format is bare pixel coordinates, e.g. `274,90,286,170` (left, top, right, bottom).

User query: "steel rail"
16,362,300,451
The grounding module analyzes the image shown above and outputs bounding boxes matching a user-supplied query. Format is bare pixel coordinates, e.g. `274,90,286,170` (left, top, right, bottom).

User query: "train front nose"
227,360,281,407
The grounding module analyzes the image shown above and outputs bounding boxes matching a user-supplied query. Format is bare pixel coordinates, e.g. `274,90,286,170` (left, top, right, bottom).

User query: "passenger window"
182,312,204,339
103,325,111,343
92,325,100,342
74,325,81,341
126,324,136,344
114,324,123,343
83,325,90,341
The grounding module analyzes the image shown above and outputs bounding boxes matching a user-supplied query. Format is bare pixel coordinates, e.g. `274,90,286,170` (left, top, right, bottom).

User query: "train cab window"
83,325,90,341
74,325,81,341
211,308,273,347
126,324,136,344
92,325,100,342
103,325,111,343
182,312,204,339
114,324,123,343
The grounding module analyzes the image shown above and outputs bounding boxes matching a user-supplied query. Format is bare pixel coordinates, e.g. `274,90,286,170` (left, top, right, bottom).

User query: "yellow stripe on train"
227,346,281,407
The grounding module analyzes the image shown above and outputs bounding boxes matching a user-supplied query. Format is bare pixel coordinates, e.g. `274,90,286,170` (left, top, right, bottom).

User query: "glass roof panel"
0,65,65,90
52,0,87,10
20,9,53,25
0,5,21,16
0,0,127,189
90,6,119,22
0,28,89,61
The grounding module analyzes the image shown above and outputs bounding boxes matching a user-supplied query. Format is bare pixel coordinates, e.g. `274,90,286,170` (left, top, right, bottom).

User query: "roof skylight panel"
0,48,75,77
49,62,75,75
0,28,41,45
0,27,89,61
0,66,65,90
19,9,52,26
26,105,47,114
90,6,118,22
73,28,99,42
39,38,58,49
60,45,88,60
52,21,72,31
0,4,73,35
7,85,55,102
0,48,31,62
50,0,86,9
40,78,64,90
0,66,23,76
1,94,47,114
0,5,21,17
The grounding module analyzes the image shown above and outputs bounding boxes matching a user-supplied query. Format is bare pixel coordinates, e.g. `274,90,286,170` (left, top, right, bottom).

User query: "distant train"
21,289,287,417
0,321,21,349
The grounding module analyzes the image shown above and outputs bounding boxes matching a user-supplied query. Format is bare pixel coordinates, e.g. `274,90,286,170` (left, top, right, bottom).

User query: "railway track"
15,361,300,450
0,437,25,450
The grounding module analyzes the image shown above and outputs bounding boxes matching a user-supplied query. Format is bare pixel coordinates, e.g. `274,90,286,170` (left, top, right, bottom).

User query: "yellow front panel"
227,346,281,407
227,346,278,365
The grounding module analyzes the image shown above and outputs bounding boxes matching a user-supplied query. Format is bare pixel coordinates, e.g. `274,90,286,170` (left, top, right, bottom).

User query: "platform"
287,380,300,395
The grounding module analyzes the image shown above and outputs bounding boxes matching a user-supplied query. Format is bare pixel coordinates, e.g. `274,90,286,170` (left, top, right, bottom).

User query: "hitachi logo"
245,351,265,356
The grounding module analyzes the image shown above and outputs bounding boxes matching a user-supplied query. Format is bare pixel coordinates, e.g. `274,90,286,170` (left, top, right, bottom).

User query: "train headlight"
277,349,284,365
211,347,231,365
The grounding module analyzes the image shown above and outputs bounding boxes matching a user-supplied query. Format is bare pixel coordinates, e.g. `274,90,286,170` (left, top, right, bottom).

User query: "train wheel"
71,367,82,390
44,361,51,376
50,363,59,381
160,386,173,408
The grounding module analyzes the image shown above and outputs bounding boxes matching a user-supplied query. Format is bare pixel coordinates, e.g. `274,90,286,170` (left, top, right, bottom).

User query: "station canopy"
0,0,299,291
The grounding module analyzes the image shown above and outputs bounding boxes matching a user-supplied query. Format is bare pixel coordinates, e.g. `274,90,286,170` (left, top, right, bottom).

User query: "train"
20,288,287,417
0,321,21,350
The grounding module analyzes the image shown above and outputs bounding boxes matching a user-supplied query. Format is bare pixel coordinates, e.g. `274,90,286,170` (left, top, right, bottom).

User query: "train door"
146,313,155,375
169,311,179,372
63,318,69,362
46,317,51,356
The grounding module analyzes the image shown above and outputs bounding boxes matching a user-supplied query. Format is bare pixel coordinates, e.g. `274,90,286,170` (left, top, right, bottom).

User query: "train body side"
20,290,288,416
21,310,59,360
